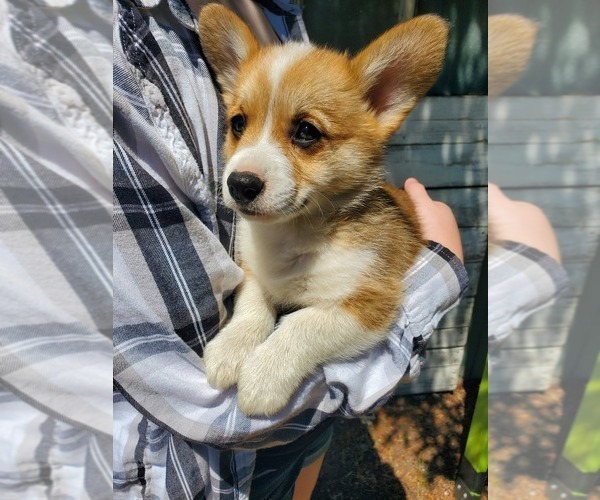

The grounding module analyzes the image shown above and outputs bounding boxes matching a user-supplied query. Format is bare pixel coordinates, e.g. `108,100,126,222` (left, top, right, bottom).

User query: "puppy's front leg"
203,273,276,390
237,306,383,416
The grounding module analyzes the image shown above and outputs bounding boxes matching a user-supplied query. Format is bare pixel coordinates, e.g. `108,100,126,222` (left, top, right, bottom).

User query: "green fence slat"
464,361,488,473
562,352,600,474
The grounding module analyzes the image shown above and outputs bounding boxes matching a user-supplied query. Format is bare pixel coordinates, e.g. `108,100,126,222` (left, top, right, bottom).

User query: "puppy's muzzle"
227,171,264,204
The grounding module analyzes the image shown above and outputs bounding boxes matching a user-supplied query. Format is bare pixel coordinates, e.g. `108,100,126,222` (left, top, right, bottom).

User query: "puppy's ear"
351,15,449,137
198,4,260,94
488,15,538,97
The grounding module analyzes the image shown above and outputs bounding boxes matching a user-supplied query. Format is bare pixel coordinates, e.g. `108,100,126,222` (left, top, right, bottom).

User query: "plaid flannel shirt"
489,241,569,360
113,0,468,498
0,0,112,497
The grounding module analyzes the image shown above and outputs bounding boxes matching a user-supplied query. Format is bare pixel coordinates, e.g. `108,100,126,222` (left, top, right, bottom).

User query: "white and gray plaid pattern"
489,241,569,349
0,0,112,497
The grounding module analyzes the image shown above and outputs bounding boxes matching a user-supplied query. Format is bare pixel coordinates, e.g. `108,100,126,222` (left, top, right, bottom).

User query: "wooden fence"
386,96,488,395
488,95,600,392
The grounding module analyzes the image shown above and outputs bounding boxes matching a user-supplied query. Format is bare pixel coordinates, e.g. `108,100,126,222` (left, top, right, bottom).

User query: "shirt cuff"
400,241,469,381
488,240,569,347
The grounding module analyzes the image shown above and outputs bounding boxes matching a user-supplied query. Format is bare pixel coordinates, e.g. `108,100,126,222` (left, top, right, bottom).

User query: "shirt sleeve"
0,1,113,497
0,0,112,438
488,240,569,349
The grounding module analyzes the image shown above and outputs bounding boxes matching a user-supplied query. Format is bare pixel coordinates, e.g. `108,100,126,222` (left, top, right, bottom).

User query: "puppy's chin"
225,193,308,224
235,205,304,224
232,192,345,224
236,208,277,223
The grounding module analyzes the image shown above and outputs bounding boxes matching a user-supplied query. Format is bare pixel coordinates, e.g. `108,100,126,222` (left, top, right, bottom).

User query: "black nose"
227,172,264,204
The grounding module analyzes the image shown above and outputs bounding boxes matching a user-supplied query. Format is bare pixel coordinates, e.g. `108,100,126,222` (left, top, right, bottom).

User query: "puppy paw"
203,335,243,390
203,323,261,390
236,345,306,416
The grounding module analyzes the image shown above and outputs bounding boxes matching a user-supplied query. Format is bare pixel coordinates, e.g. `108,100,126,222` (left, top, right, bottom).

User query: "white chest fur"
236,218,374,309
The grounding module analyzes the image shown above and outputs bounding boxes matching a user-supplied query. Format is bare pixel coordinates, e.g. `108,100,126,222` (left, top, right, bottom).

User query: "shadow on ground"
313,385,470,499
372,389,466,485
312,417,407,500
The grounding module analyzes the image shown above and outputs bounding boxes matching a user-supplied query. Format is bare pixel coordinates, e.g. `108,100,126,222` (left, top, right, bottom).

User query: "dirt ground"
313,384,474,499
489,385,600,500
313,383,599,499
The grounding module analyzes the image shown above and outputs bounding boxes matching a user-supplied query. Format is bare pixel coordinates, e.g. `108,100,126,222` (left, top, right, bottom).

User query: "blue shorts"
249,418,335,500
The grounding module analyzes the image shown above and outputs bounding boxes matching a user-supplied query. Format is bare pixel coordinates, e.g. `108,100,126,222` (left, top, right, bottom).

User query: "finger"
488,182,510,204
404,178,430,203
434,200,451,212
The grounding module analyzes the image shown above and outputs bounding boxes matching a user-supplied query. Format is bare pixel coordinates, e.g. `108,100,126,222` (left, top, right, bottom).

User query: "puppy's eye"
292,121,322,148
230,114,246,138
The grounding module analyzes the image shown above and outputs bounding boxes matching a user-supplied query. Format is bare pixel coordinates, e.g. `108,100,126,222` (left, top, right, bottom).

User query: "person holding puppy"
113,1,467,498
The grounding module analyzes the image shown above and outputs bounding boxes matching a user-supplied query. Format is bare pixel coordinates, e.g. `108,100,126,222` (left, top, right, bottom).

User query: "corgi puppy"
199,4,448,416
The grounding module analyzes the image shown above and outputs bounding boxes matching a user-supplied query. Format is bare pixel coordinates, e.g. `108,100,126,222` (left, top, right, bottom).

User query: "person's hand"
404,178,464,263
488,183,561,263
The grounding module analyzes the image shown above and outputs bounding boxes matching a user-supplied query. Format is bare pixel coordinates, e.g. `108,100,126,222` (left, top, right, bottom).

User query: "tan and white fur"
198,4,449,416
